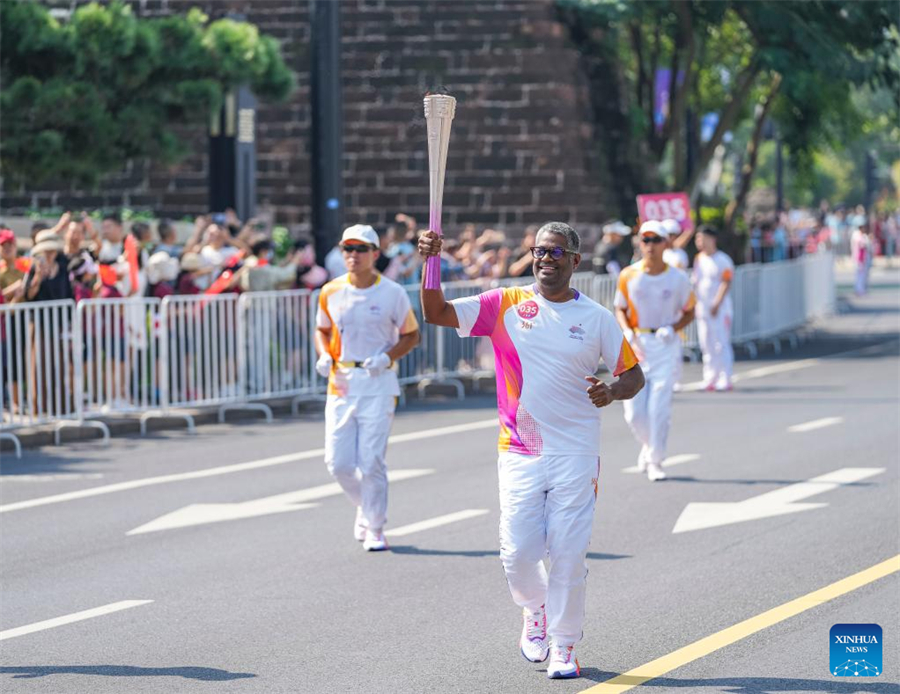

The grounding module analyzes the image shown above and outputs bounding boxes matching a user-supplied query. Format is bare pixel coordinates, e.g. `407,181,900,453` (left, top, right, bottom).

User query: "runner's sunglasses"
341,243,374,253
530,246,577,260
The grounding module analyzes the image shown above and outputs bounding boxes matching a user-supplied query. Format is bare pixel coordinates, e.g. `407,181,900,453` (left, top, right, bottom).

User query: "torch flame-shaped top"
424,94,456,120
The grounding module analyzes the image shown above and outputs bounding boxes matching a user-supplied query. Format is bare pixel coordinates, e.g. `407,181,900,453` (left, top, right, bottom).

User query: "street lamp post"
310,0,343,266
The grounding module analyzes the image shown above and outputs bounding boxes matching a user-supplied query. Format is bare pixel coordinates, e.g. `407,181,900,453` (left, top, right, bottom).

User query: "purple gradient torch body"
423,94,457,289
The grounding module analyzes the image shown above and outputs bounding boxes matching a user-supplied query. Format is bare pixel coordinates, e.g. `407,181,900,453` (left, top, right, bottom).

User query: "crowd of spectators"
2,202,896,310
0,210,336,309
1,201,894,420
747,204,899,265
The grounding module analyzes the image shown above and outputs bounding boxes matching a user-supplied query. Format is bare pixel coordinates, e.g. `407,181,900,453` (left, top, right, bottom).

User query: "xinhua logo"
830,624,882,677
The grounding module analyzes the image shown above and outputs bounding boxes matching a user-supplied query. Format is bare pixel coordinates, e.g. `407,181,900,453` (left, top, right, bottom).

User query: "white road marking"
127,469,435,535
385,509,489,538
622,454,700,474
0,419,498,514
0,474,105,483
0,600,153,641
672,467,885,533
679,339,898,393
681,358,821,391
787,416,844,433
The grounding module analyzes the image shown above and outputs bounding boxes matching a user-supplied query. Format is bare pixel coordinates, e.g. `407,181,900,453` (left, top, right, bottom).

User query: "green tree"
556,0,899,223
0,1,294,188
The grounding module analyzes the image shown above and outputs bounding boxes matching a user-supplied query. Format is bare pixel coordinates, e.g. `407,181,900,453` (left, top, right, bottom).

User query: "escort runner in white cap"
315,224,421,551
418,222,644,679
692,225,735,391
615,221,696,481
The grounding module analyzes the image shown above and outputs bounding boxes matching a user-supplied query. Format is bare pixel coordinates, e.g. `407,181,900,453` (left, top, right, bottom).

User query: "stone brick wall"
2,0,614,236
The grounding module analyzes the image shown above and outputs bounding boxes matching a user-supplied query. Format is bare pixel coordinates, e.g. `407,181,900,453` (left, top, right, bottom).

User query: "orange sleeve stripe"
618,267,641,328
614,337,639,376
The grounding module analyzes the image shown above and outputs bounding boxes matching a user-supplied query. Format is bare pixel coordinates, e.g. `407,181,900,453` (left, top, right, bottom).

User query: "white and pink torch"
423,93,456,290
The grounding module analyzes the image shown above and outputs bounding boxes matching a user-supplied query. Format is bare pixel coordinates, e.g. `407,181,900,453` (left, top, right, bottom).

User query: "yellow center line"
581,555,900,693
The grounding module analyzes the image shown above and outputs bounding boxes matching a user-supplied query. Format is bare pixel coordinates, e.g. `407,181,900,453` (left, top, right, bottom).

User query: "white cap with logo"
639,220,665,237
340,225,379,248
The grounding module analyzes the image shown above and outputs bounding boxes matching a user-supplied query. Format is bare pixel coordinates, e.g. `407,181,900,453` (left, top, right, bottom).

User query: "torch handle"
423,204,442,289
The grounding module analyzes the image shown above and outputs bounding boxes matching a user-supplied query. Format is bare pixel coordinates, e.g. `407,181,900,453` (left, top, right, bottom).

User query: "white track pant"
498,452,599,648
325,395,396,531
696,311,734,388
855,264,869,295
623,337,680,465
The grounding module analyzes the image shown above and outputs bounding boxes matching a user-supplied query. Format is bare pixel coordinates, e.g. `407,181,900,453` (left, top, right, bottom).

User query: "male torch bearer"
423,94,456,289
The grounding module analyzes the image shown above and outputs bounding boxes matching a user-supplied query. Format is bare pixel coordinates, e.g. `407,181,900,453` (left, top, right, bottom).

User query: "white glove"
623,328,635,344
656,326,676,344
363,352,391,377
315,354,333,378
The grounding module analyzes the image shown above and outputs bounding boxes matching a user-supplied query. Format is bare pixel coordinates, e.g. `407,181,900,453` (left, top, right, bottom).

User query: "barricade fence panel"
0,254,836,436
239,289,319,401
160,294,243,409
1,300,79,430
78,297,162,417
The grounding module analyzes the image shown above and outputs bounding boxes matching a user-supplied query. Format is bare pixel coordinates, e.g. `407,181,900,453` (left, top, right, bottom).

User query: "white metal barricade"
1,300,108,456
239,289,320,415
75,297,189,435
159,293,271,423
0,254,841,454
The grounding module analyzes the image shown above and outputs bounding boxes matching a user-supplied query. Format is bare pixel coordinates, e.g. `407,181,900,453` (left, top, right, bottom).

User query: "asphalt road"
1,271,898,694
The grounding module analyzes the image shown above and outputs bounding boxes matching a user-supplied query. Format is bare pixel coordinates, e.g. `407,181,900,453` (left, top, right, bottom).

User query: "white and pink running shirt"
451,286,638,456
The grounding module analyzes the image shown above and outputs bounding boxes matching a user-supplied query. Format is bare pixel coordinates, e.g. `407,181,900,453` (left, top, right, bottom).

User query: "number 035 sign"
636,192,693,231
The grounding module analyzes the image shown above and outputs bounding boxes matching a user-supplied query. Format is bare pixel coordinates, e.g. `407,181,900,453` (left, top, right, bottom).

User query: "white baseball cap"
340,224,379,247
638,220,665,238
660,218,681,236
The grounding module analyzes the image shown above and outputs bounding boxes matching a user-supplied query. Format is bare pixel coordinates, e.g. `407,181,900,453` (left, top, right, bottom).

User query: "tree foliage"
557,0,899,217
0,1,294,188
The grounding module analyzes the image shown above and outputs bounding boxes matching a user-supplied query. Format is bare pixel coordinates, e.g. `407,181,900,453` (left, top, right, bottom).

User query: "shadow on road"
0,665,256,681
388,546,630,561
578,671,900,693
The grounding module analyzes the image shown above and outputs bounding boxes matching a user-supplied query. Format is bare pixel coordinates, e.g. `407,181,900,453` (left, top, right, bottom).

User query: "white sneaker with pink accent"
547,644,580,679
519,605,548,662
362,528,387,552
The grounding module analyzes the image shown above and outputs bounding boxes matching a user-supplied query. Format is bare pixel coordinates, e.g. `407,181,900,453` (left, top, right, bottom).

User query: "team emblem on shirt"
517,301,539,320
368,305,382,315
569,325,585,341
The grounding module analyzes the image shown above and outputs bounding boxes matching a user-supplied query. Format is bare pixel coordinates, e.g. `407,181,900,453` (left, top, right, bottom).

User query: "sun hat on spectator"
147,251,179,284
602,221,631,237
660,218,682,236
31,229,64,255
638,220,665,238
180,252,202,272
0,228,16,245
340,224,379,248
